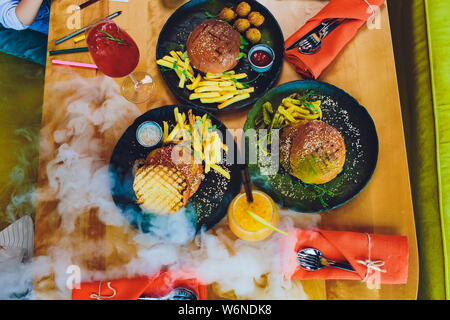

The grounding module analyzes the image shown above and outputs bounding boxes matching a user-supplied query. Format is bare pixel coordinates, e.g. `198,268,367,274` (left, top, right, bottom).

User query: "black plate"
243,80,379,213
109,106,242,237
156,0,285,113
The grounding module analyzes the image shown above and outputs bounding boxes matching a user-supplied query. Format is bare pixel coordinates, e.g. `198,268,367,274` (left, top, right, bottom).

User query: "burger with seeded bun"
186,19,241,74
280,120,346,184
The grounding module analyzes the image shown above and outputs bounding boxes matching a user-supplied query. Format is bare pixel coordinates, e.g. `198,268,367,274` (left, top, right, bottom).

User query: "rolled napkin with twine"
72,271,207,300
285,0,386,79
282,229,409,284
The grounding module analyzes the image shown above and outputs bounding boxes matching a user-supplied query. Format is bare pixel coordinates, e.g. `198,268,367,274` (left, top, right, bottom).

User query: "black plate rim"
244,79,379,213
109,104,243,233
155,0,285,114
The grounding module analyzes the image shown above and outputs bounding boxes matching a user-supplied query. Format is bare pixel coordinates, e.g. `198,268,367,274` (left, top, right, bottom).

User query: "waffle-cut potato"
145,145,203,198
133,164,189,215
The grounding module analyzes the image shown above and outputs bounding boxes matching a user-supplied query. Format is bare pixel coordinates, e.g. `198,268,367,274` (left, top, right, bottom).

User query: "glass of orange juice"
227,190,278,242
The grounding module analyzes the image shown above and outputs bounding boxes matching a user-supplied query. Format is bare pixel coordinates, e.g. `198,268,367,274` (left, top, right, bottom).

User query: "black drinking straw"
79,0,100,10
241,165,253,203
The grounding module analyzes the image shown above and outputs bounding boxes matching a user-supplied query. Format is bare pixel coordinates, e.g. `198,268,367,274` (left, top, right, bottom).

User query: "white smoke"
0,127,39,299
2,73,320,300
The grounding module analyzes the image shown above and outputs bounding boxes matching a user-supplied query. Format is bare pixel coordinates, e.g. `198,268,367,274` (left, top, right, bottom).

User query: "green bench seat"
389,0,450,299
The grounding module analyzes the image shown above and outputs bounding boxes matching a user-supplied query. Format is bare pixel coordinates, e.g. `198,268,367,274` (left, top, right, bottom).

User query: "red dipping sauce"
86,20,140,78
250,50,273,67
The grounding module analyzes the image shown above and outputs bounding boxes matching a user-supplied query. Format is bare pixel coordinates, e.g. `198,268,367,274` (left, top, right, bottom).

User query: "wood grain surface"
34,0,418,300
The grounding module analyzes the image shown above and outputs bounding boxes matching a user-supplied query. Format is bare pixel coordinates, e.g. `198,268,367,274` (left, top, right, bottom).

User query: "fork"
287,18,346,55
137,287,198,300
297,248,356,272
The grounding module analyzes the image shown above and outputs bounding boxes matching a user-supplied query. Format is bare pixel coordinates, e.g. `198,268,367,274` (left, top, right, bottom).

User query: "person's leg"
0,26,47,66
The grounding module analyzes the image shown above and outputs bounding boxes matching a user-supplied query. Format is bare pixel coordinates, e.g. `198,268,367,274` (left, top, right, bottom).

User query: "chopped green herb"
201,9,217,18
236,52,248,61
98,30,132,47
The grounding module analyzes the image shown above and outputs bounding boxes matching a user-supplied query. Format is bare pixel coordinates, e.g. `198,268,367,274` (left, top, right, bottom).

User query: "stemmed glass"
85,19,155,103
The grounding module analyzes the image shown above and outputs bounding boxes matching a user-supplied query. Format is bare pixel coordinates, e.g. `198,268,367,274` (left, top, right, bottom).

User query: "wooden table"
34,0,418,300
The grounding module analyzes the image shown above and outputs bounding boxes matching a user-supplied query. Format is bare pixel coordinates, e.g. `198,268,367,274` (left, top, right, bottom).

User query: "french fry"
194,86,222,93
234,87,254,94
166,124,180,141
175,108,187,131
157,51,254,108
212,133,223,163
158,58,191,81
201,116,208,139
198,81,219,87
286,106,296,114
298,113,320,120
199,81,234,87
164,109,229,177
187,109,195,129
163,121,169,142
166,53,195,78
210,164,230,179
193,131,204,161
218,93,251,110
282,97,302,105
310,100,322,114
282,100,301,110
169,50,180,61
220,86,238,93
163,56,193,76
205,71,235,79
234,82,247,89
186,74,202,90
292,106,311,116
156,59,177,69
179,61,187,88
207,73,247,81
218,81,234,87
278,107,296,123
229,73,248,80
162,56,185,67
184,57,193,81
175,58,191,88
200,93,235,104
203,141,211,173
190,92,221,100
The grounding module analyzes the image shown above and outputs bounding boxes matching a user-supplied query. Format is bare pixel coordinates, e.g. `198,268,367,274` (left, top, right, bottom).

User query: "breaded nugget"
234,18,251,33
236,2,251,17
248,11,265,27
219,7,237,22
246,28,261,44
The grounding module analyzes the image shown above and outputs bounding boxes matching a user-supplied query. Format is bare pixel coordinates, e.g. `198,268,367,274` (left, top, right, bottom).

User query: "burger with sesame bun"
280,120,346,184
186,19,242,74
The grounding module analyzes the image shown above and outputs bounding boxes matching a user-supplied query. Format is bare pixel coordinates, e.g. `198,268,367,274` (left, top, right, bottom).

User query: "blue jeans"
0,26,47,66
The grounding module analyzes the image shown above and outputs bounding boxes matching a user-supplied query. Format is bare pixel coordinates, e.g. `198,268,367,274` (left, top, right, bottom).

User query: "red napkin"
285,0,386,79
282,229,409,284
72,270,207,300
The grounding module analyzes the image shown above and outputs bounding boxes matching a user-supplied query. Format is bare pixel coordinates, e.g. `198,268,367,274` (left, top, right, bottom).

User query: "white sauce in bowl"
136,121,162,147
